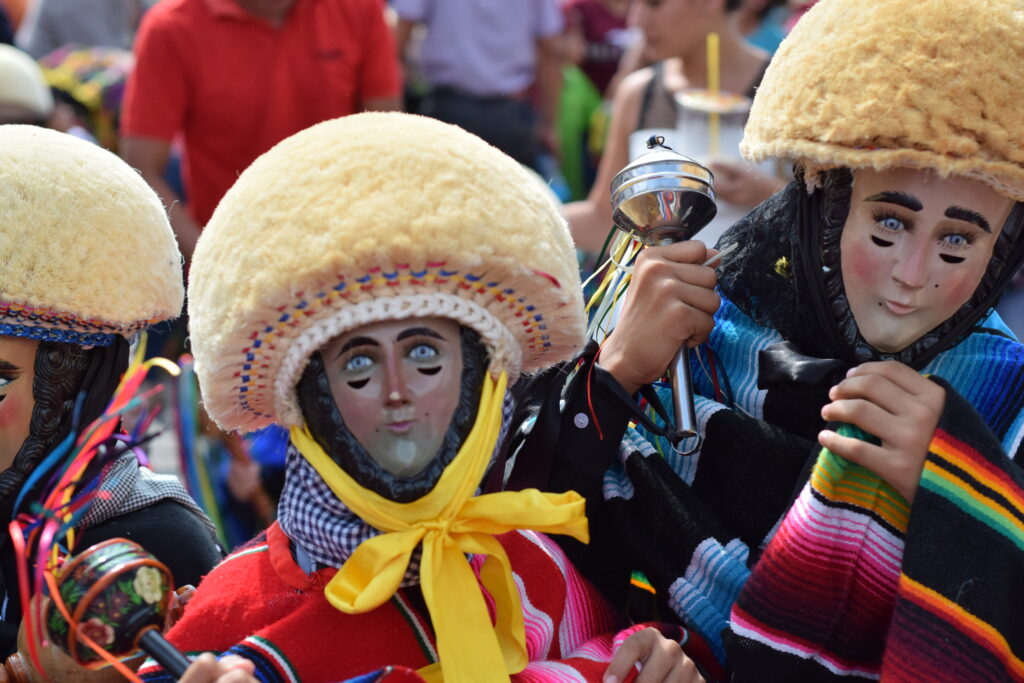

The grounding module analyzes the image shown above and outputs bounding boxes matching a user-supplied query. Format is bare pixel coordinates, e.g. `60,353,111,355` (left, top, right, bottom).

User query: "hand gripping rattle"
609,135,718,449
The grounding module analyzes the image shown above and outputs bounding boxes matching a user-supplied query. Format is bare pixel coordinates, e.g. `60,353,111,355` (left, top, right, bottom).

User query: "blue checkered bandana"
277,392,514,586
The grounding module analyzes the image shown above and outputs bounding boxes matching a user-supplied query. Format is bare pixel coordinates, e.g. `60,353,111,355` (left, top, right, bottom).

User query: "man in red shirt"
120,0,401,262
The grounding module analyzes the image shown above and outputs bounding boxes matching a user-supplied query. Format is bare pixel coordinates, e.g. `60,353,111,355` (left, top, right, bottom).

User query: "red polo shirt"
122,0,400,226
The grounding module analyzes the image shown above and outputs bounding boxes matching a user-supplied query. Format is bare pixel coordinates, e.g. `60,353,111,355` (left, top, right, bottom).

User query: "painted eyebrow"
864,191,923,212
397,327,447,342
334,336,380,359
945,205,991,233
0,360,19,373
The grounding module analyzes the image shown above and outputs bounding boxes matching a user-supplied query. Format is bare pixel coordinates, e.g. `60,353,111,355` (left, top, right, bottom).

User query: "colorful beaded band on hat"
0,300,159,337
0,323,117,346
231,262,555,420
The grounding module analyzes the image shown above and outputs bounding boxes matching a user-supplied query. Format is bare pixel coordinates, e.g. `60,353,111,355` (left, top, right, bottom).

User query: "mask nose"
891,236,930,290
383,349,409,406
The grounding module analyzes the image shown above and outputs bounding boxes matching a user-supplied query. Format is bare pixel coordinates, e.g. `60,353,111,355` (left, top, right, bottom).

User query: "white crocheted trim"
274,293,522,425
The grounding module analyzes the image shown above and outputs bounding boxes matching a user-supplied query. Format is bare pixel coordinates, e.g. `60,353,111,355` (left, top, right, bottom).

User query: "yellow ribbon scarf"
289,372,589,682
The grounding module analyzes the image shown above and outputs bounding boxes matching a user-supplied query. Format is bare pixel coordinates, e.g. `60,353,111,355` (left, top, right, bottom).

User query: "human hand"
599,241,719,394
708,159,785,208
819,361,945,503
179,653,257,683
605,628,705,683
166,585,196,630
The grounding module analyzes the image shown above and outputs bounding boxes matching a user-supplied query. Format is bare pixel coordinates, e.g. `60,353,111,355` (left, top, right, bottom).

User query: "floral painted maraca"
46,538,191,678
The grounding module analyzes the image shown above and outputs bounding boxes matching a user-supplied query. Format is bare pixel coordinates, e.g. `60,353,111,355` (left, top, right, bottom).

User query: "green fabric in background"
558,64,603,201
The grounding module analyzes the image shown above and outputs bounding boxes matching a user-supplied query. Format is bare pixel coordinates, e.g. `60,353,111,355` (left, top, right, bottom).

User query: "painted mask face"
0,336,38,472
320,318,463,478
841,168,1012,353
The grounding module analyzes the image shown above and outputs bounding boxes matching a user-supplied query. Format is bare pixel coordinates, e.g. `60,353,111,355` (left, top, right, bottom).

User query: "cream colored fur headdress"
742,0,1024,200
188,113,585,432
0,44,52,119
0,125,183,345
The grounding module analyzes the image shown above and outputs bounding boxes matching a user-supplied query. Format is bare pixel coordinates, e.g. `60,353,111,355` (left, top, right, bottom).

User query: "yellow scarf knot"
420,518,452,533
289,372,589,683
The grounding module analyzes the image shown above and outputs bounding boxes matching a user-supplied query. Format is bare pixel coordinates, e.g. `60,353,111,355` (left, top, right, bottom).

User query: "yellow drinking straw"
707,32,721,157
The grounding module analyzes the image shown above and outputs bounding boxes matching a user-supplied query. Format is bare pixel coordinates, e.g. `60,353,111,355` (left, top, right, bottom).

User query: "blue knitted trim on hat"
0,323,117,346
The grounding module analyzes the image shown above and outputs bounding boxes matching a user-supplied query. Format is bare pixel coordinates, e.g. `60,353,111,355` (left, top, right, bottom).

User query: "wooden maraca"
45,538,191,678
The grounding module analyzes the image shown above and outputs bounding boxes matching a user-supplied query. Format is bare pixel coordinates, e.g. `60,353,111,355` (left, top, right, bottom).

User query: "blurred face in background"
632,0,719,61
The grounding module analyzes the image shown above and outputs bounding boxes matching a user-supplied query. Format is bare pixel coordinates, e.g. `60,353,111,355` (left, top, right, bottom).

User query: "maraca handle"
139,628,191,679
670,347,700,447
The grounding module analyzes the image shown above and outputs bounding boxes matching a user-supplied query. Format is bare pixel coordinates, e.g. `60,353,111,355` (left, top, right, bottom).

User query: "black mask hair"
296,326,488,503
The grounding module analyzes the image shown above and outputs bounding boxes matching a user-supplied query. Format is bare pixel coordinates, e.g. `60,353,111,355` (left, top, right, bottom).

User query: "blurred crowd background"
0,0,1021,549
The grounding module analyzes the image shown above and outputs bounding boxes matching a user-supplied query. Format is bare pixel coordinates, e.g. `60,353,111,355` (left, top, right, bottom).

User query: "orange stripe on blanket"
899,574,1024,679
810,450,910,531
930,430,1024,512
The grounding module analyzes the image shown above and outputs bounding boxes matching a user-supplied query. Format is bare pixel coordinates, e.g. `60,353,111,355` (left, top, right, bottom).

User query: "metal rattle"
609,135,718,446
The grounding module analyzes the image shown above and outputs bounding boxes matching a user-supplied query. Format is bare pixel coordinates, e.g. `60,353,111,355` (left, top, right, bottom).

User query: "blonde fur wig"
0,44,52,120
741,0,1024,200
0,125,183,345
188,113,585,432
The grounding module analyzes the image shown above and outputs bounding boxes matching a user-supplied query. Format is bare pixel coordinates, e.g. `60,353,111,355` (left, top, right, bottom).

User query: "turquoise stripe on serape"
667,537,751,664
692,296,782,420
924,314,1024,459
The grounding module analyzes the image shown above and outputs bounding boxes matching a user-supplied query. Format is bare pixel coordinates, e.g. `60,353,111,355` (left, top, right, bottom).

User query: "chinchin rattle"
45,538,191,679
609,135,718,451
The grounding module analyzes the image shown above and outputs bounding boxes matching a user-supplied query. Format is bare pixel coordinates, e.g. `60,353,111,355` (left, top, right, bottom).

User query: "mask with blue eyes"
803,167,1024,367
296,323,489,503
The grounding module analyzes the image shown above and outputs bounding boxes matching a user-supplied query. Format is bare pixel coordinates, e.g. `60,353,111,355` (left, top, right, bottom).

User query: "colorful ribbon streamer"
8,338,179,678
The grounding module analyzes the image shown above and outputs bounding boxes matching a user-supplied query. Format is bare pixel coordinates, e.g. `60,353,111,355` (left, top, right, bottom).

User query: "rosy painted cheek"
934,271,977,309
406,369,459,425
0,395,26,427
0,394,33,455
335,388,377,432
844,241,887,291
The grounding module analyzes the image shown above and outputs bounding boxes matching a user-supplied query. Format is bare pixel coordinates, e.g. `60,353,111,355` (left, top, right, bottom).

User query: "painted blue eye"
408,344,438,361
344,355,374,372
878,216,904,231
944,233,970,247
